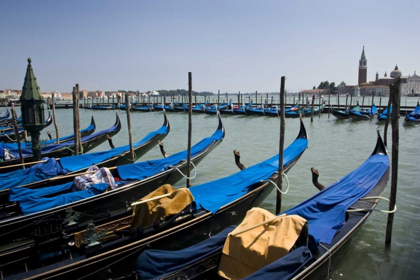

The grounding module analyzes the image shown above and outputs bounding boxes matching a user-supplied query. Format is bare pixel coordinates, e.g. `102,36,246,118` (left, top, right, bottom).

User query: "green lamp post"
20,58,46,161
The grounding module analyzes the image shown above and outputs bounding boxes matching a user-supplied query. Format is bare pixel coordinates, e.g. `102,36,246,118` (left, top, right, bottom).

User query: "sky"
1,0,419,93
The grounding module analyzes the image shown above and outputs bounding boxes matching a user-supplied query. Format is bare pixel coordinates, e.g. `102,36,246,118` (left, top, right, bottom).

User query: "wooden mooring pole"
385,77,400,246
276,76,286,215
328,92,331,118
125,93,135,161
72,85,81,155
310,94,315,122
11,103,24,168
383,93,392,147
51,93,60,143
187,72,193,188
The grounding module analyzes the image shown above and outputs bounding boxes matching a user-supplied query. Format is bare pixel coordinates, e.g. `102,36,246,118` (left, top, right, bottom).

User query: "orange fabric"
131,184,194,228
218,207,307,279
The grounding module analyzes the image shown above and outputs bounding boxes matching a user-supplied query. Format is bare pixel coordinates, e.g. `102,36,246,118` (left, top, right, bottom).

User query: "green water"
31,104,420,279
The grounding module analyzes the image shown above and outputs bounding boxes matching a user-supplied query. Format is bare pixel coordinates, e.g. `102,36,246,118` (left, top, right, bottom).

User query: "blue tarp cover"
9,181,74,202
285,153,389,244
1,122,118,159
117,129,223,181
136,226,236,279
0,158,70,191
190,137,308,214
379,105,392,120
11,127,221,215
60,124,168,171
14,183,109,215
243,247,312,280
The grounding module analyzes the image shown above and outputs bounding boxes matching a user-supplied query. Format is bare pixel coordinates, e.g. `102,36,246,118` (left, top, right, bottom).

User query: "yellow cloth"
131,184,194,228
217,207,307,279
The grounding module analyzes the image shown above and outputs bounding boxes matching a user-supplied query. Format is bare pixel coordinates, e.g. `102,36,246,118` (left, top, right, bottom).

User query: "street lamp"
20,58,46,161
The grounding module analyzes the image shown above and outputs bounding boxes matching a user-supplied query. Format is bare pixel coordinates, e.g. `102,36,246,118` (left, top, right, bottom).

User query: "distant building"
358,46,367,85
339,47,418,96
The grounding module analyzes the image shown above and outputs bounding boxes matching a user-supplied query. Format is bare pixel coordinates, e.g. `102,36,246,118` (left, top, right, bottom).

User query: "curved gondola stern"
372,127,387,156
45,111,53,126
163,110,170,134
114,112,122,133
217,111,225,139
296,116,308,140
90,116,96,131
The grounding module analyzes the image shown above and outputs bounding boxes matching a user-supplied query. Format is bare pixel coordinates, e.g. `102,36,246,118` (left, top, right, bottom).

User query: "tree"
313,86,316,90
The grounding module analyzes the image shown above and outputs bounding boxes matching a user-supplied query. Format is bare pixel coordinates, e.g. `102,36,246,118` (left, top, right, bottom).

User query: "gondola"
0,114,121,172
232,102,252,115
245,105,266,116
378,105,392,121
192,103,206,113
264,104,299,118
138,129,389,280
405,101,420,123
0,114,225,277
89,104,115,110
0,112,170,196
5,117,307,279
205,102,230,115
332,108,350,119
349,104,377,120
0,116,96,155
285,104,324,118
0,111,53,143
132,104,154,112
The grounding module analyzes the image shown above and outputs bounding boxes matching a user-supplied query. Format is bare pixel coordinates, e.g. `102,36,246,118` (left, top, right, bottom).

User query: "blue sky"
1,0,418,93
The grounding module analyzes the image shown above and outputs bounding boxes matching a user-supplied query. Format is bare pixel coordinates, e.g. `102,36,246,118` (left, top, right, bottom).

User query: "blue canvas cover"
285,153,389,244
117,129,223,180
243,247,312,280
9,181,74,202
136,226,236,279
2,122,118,159
0,158,70,191
379,105,392,120
190,137,308,214
406,104,420,121
14,183,109,215
10,127,221,215
60,124,168,171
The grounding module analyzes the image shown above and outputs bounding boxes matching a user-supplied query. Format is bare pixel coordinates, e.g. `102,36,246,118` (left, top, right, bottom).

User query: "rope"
4,133,17,142
123,151,138,162
346,196,397,213
320,243,332,277
170,161,197,180
261,172,290,195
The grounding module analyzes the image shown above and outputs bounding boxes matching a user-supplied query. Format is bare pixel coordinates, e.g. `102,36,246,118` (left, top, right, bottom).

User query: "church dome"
390,65,402,78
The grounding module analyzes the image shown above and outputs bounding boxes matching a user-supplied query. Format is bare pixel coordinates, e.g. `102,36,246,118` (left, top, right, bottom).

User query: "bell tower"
358,46,367,85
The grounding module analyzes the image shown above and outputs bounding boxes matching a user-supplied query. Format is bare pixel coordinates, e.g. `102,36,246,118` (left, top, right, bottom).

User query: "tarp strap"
169,161,197,180
346,196,397,214
261,172,290,195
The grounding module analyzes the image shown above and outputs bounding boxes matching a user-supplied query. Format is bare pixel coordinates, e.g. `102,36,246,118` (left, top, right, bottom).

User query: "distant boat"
405,101,420,123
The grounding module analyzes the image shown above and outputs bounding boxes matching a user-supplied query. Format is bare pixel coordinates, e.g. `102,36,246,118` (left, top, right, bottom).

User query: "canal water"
26,102,420,279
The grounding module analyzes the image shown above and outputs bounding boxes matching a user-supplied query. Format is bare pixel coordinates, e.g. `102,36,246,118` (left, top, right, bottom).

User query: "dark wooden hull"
349,112,371,121
0,115,121,173
332,109,349,119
